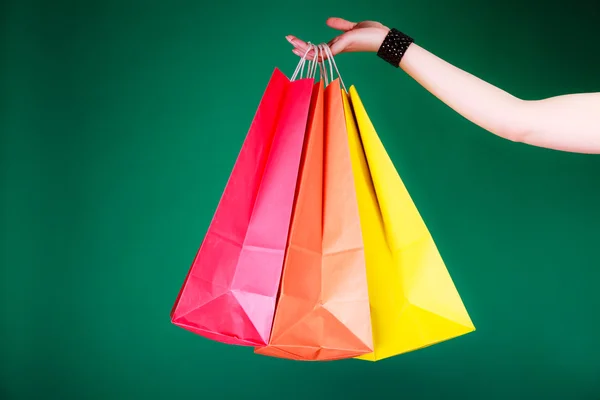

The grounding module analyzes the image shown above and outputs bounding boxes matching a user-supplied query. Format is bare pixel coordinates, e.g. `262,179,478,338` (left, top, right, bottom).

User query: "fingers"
285,17,357,59
288,38,316,60
287,36,348,60
288,36,324,60
292,46,324,61
326,17,357,32
286,35,309,52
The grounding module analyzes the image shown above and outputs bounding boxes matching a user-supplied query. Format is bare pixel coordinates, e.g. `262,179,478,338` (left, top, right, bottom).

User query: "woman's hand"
285,17,600,154
287,17,389,59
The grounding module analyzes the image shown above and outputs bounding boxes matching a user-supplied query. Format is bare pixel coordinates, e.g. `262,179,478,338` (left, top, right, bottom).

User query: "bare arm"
288,18,600,154
402,44,600,153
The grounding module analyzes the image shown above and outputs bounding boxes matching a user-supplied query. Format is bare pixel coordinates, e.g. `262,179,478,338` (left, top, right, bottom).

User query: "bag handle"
311,45,328,86
292,44,342,87
303,43,322,80
306,44,324,82
308,44,320,80
291,43,313,81
322,44,333,85
320,44,347,92
318,46,326,82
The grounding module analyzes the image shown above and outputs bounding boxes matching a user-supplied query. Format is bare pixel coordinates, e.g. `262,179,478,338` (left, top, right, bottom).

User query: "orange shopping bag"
255,66,373,360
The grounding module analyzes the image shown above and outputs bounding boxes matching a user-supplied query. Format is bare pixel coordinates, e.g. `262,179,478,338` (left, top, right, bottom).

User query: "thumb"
328,33,351,56
326,17,356,32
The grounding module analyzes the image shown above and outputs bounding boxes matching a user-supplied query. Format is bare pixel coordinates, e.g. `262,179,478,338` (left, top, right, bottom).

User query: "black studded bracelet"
377,28,414,67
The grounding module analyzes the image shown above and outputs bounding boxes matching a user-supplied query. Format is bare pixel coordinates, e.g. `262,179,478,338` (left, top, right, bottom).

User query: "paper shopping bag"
255,79,373,361
344,86,475,361
171,68,314,346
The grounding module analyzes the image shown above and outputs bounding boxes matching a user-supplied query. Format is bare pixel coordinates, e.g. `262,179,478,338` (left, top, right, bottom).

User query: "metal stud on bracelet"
377,28,414,67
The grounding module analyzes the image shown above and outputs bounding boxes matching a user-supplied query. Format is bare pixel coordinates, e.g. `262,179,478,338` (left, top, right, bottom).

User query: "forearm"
399,44,600,154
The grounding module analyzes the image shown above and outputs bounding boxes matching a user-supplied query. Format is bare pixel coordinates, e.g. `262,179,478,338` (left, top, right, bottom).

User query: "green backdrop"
2,0,600,399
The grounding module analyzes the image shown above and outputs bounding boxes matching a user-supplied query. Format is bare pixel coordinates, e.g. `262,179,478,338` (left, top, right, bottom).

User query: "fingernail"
286,35,295,44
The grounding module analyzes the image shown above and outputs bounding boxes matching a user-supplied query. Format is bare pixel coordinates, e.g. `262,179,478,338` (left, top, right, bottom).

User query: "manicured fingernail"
286,35,295,44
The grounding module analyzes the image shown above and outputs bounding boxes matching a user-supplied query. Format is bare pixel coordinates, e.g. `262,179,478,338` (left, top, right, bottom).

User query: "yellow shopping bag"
342,87,475,361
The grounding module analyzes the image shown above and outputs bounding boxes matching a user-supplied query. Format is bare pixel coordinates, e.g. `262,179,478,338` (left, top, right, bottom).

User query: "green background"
2,0,600,399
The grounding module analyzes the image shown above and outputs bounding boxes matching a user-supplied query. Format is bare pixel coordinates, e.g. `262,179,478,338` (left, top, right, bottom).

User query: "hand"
287,17,389,60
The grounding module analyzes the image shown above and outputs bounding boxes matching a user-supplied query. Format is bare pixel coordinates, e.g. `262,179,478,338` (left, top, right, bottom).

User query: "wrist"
371,27,390,52
377,28,414,67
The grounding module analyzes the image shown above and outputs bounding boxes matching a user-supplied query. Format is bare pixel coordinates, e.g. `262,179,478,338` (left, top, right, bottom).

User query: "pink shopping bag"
171,66,314,346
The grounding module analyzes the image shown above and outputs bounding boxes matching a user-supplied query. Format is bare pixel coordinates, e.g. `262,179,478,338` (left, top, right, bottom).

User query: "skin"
287,18,600,154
